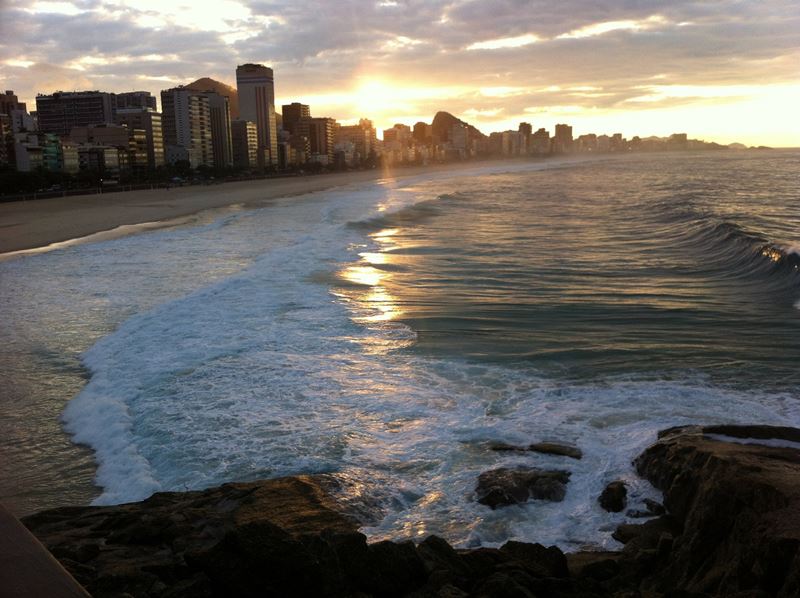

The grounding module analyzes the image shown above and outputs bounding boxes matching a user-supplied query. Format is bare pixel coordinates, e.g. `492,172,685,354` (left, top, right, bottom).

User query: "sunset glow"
1,0,798,145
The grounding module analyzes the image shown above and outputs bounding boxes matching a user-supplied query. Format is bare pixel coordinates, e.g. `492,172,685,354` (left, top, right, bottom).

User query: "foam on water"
54,157,800,550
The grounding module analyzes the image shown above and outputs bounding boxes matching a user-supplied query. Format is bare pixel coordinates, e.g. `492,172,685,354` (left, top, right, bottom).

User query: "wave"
347,193,464,231
668,217,800,293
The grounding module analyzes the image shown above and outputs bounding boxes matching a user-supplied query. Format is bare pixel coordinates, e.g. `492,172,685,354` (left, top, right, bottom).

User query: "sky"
0,0,798,146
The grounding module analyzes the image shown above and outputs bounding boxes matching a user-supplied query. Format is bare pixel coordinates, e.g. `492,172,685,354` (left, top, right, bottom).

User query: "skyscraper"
236,64,278,167
160,87,213,168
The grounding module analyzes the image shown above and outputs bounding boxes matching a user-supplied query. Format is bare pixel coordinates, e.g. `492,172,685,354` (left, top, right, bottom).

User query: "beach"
0,162,506,255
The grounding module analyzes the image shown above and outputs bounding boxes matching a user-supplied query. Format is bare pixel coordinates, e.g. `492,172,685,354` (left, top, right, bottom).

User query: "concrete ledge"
0,503,89,598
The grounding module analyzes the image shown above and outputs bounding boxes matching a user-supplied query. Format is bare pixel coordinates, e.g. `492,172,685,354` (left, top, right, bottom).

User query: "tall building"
335,121,375,164
35,91,116,136
282,103,310,134
160,87,213,168
553,123,573,154
530,128,550,155
236,63,278,167
115,108,165,170
1,90,25,116
116,91,157,111
413,121,431,143
231,120,258,169
295,117,336,164
191,90,234,168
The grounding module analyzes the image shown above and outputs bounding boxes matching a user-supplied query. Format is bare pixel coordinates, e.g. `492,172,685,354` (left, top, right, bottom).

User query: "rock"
499,541,569,578
626,498,666,518
632,424,800,596
488,442,527,452
527,442,583,460
475,467,571,508
488,441,583,460
598,481,627,512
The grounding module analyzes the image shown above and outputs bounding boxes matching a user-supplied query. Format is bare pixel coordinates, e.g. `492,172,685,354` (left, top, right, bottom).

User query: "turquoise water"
1,151,798,550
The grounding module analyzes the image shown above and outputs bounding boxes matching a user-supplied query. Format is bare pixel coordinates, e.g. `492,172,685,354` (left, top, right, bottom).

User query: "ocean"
1,150,798,550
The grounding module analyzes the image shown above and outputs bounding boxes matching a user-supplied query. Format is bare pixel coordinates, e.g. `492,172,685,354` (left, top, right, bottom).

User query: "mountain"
431,111,486,143
185,78,239,119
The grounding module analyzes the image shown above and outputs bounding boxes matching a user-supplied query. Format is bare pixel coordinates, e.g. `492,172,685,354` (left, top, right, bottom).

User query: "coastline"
0,159,557,256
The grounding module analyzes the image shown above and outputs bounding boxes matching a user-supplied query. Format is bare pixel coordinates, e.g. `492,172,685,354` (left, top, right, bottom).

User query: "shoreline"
18,424,800,597
0,159,567,256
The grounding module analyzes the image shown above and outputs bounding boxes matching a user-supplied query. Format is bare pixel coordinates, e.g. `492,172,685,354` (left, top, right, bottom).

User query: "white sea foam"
56,159,800,550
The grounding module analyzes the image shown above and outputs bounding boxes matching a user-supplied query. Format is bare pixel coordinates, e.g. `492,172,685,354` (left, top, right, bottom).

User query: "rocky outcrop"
631,424,800,596
22,424,800,597
475,467,571,508
597,481,627,513
24,475,586,598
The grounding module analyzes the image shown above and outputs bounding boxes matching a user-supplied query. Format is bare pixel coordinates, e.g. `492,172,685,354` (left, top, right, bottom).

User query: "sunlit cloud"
480,87,528,98
557,15,668,39
467,34,540,51
25,1,85,16
625,84,769,103
463,108,503,118
4,59,36,68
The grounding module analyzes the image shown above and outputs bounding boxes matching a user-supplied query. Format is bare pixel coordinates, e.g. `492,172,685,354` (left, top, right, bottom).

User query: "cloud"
0,0,798,143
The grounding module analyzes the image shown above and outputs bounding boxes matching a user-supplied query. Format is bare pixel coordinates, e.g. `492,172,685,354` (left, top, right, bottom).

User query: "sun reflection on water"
335,228,415,352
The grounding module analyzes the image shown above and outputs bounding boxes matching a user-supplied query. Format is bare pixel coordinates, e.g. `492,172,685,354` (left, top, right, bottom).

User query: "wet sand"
0,163,499,255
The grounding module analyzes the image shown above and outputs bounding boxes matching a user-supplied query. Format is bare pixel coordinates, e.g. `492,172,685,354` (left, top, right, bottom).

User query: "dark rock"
627,498,666,519
475,467,571,508
472,571,537,598
528,442,583,460
489,441,582,460
580,557,621,582
489,442,527,452
598,481,627,512
643,498,666,515
499,541,569,578
633,424,800,596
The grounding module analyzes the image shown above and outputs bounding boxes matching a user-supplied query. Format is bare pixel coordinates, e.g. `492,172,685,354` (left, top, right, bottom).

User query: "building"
236,63,278,167
199,91,233,168
160,87,213,168
530,128,550,155
35,91,116,136
335,119,376,165
295,117,336,164
115,108,165,170
282,103,310,135
413,122,431,143
116,91,157,111
0,114,11,167
383,123,412,146
70,123,130,147
553,124,573,154
1,90,26,115
13,132,44,171
231,120,258,169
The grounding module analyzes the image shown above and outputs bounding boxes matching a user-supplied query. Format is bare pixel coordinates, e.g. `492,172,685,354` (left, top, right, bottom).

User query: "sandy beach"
0,162,505,255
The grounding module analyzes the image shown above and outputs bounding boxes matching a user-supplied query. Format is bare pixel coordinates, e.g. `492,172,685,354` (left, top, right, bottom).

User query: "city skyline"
0,1,799,146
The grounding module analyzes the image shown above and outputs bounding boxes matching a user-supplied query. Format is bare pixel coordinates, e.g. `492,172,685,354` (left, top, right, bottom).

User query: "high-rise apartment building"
231,120,258,169
116,91,158,111
160,87,213,168
281,103,310,134
201,91,233,168
295,117,336,164
115,108,165,170
553,124,573,154
236,64,278,167
35,91,116,136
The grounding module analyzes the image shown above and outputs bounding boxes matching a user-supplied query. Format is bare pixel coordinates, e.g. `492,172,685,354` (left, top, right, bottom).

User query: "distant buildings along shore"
0,71,759,181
